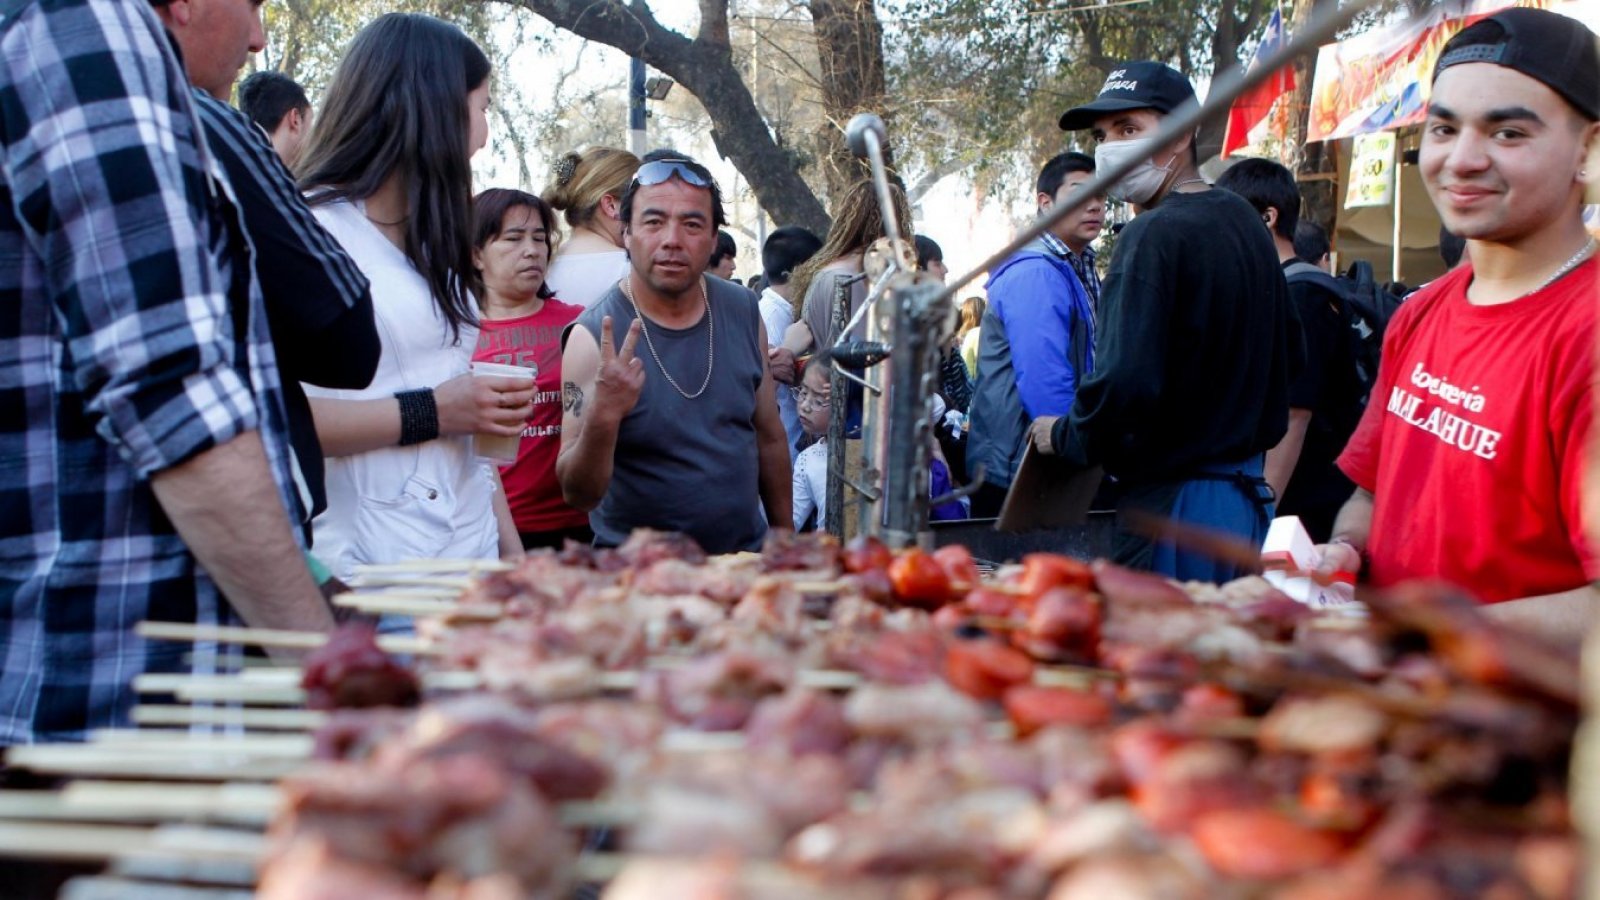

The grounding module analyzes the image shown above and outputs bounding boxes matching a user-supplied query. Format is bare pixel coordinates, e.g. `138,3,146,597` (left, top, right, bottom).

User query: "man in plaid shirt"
0,0,334,744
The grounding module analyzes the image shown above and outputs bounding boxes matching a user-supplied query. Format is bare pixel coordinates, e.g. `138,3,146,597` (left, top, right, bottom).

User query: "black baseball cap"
1059,61,1197,131
1433,7,1600,121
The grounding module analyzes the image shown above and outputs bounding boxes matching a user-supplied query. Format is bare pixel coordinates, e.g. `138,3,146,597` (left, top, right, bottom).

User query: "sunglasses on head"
631,159,712,189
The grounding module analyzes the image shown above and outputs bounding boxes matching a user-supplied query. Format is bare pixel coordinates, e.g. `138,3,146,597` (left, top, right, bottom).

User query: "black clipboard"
995,444,1104,532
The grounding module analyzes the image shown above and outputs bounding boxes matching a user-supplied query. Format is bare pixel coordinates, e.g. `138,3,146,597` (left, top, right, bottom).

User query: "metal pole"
629,57,646,157
824,274,854,539
877,278,950,548
1392,153,1403,284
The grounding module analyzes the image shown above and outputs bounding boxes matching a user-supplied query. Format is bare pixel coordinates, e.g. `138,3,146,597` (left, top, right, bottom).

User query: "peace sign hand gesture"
593,315,646,423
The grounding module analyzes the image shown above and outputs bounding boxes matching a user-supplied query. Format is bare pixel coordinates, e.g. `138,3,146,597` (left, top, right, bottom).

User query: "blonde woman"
542,146,640,308
958,295,986,379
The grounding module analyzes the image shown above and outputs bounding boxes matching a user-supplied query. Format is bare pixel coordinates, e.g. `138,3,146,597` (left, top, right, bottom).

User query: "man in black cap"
1321,8,1600,642
1032,61,1300,582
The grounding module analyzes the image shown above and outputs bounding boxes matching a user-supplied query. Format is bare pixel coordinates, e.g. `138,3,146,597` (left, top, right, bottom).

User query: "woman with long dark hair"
299,13,526,578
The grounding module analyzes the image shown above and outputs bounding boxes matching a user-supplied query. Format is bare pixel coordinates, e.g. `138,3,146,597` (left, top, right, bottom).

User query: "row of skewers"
0,530,1586,898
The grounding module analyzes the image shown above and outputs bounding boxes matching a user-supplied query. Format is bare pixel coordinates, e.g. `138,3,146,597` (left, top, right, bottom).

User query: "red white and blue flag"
1222,9,1297,158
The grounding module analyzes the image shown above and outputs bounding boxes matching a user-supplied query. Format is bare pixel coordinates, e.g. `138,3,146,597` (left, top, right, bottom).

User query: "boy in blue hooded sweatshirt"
967,152,1102,517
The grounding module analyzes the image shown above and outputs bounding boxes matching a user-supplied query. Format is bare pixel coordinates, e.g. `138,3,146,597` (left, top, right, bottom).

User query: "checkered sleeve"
2,0,258,479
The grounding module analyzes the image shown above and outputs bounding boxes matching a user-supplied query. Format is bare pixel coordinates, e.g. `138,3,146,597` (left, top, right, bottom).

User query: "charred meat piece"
616,529,708,568
1013,587,1102,665
629,748,854,840
761,530,842,573
746,689,854,757
394,695,610,801
269,752,572,893
844,681,985,746
310,707,415,762
789,786,1045,880
301,623,421,712
639,650,794,730
829,628,945,686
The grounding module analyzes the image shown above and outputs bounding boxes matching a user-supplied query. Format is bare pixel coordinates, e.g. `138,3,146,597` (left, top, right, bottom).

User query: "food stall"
0,24,1592,894
1308,0,1600,284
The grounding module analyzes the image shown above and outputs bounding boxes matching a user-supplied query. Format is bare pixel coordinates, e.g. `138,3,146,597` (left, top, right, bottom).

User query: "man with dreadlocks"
770,178,916,368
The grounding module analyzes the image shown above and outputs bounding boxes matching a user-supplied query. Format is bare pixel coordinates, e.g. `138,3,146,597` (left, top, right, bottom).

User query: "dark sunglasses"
631,159,713,189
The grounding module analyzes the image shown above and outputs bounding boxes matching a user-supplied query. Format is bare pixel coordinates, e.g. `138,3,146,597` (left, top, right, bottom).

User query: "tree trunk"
499,0,830,234
807,0,892,202
1286,0,1340,235
1198,0,1267,161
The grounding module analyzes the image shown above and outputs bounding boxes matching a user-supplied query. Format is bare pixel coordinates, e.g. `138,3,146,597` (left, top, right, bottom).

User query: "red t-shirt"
473,299,589,534
1337,257,1598,604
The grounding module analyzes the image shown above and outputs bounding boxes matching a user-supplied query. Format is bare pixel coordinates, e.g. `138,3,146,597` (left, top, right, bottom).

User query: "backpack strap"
1282,262,1345,296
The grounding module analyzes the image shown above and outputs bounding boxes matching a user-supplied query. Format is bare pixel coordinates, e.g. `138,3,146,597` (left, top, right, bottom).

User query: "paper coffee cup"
469,361,536,462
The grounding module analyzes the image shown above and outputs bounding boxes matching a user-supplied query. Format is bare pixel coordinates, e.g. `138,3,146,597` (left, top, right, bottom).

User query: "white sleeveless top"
302,199,498,578
545,249,629,310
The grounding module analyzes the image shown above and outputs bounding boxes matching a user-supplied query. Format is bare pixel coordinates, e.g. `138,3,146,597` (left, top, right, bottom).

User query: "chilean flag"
1222,10,1297,158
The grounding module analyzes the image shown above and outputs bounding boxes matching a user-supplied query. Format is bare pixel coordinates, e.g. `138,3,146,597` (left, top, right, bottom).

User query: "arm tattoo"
563,382,584,418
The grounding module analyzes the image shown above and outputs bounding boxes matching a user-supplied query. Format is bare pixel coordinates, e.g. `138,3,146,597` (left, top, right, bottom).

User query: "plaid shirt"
0,0,303,743
1041,231,1100,323
1066,245,1100,318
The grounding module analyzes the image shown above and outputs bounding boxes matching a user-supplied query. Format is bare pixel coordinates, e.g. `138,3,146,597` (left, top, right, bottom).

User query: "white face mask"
1095,137,1177,206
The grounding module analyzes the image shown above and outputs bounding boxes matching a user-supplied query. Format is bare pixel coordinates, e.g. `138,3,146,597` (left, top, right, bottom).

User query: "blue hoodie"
966,238,1095,488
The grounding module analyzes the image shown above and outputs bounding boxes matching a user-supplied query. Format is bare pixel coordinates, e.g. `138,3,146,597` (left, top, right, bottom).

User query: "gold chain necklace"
621,275,715,400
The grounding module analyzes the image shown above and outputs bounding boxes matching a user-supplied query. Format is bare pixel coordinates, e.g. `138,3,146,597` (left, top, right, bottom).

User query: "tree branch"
501,0,829,233
698,0,730,46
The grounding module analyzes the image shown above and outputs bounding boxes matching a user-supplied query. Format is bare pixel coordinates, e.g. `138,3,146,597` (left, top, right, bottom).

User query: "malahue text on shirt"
1384,361,1500,460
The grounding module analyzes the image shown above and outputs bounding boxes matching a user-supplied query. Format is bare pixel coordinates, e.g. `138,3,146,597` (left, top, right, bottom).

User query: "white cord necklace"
621,275,715,400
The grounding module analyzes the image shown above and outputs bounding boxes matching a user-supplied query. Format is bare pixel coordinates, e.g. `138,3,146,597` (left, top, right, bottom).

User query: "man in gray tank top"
556,152,792,553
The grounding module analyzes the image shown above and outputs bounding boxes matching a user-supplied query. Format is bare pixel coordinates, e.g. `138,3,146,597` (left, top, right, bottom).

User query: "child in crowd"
791,356,832,531
792,353,969,532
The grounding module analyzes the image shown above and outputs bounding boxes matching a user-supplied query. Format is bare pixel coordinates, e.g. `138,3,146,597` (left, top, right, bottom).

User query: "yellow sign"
1345,132,1396,209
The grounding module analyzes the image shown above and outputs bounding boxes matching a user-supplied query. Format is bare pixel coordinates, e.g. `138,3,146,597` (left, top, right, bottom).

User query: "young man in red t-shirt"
1319,8,1600,644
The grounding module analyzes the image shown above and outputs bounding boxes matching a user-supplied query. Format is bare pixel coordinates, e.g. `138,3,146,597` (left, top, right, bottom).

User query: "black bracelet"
395,388,439,446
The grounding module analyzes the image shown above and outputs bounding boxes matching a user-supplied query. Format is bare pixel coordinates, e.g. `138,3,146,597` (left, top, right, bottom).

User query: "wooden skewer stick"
10,779,655,836
0,783,278,827
87,730,314,758
59,875,255,899
3,745,298,780
0,821,266,862
132,705,327,731
351,558,513,575
62,781,281,820
132,661,1111,709
347,573,474,590
137,621,436,656
330,593,504,620
335,587,464,599
137,670,301,690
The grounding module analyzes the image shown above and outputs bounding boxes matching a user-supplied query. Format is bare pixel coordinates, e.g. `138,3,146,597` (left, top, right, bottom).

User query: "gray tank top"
571,277,767,553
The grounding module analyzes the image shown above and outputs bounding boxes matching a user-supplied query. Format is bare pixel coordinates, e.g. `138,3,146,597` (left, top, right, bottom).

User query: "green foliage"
256,0,557,189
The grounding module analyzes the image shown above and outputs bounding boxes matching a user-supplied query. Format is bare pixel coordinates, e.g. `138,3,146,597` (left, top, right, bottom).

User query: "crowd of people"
2,0,1597,745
